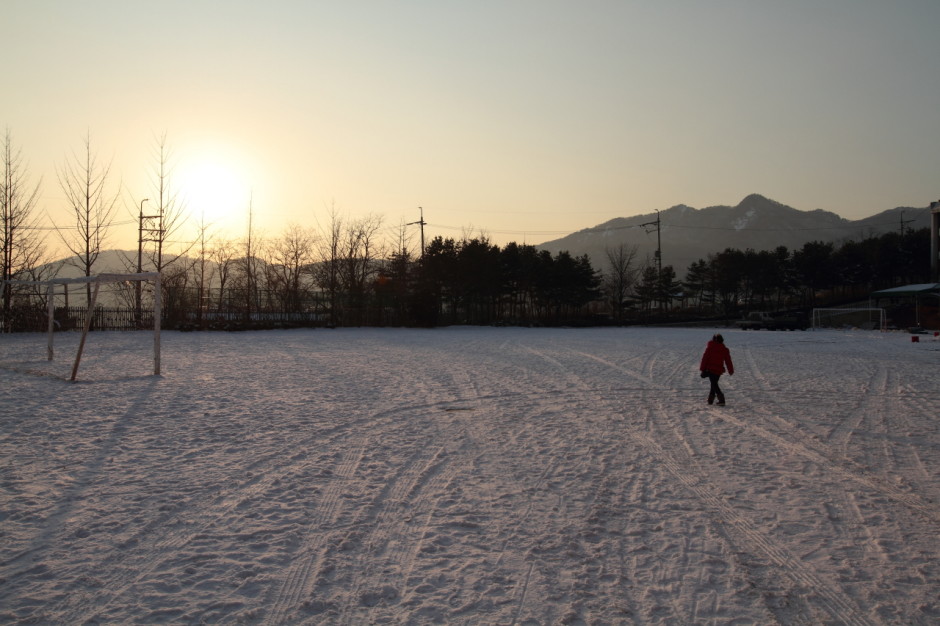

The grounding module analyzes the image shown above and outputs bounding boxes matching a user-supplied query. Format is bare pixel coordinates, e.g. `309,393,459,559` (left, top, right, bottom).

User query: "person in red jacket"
699,333,734,405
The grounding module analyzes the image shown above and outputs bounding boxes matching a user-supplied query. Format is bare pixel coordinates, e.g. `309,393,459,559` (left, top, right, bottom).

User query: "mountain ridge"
538,194,932,273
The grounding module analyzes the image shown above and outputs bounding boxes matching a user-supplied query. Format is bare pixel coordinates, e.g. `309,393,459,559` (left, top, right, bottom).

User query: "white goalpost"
811,307,886,332
2,272,161,381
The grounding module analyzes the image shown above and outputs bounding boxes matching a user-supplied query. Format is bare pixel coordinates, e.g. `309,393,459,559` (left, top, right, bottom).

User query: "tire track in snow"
891,382,940,503
340,446,457,604
509,562,536,626
53,402,406,625
525,339,938,624
633,395,828,622
262,350,479,623
453,397,565,621
820,362,898,569
519,345,706,623
297,346,516,622
261,434,373,625
568,349,658,388
864,366,900,476
384,455,464,607
261,341,492,624
700,350,939,618
558,346,877,624
736,346,939,524
636,403,876,626
867,367,937,500
717,407,940,525
332,443,457,622
827,361,886,453
454,342,624,623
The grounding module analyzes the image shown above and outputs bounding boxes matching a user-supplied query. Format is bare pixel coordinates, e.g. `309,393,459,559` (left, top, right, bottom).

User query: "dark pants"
706,373,725,405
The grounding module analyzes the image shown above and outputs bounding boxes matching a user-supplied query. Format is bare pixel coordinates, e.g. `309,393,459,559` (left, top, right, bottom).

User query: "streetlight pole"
136,198,149,325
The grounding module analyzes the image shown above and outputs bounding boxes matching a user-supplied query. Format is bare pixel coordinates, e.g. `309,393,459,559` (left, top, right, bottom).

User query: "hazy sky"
4,0,939,256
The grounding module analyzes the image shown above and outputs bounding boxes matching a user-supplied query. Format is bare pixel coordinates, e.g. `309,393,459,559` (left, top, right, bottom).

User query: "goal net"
811,307,886,331
1,272,161,381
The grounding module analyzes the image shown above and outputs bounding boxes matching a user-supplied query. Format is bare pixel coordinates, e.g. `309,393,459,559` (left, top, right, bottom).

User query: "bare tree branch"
2,128,48,322
55,130,120,303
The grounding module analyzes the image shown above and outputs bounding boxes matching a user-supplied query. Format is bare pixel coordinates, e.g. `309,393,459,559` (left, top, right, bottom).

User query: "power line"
426,216,927,238
426,223,588,236
22,218,138,231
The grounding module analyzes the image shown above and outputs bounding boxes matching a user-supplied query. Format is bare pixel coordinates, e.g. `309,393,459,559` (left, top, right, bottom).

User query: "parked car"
736,311,808,331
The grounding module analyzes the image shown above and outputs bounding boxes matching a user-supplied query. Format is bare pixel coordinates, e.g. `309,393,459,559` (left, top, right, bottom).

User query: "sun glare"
177,157,250,231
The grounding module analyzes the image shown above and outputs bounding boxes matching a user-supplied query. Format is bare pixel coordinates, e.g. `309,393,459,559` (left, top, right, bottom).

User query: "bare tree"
604,243,639,323
382,219,417,325
56,131,120,304
2,129,47,326
313,203,343,326
339,214,384,325
392,217,418,260
211,237,239,313
143,133,191,273
160,261,193,328
267,223,316,314
192,214,216,326
235,197,265,322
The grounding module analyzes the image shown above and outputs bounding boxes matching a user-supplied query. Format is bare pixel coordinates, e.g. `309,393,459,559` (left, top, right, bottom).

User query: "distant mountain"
50,250,140,278
537,194,933,274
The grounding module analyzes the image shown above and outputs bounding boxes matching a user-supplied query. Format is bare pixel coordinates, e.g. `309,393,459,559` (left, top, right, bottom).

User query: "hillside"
537,194,933,273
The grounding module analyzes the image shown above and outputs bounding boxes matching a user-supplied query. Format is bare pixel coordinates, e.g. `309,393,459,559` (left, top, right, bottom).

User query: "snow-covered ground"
1,326,939,624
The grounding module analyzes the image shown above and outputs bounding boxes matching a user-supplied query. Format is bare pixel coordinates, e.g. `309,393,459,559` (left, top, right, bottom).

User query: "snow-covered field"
1,326,939,624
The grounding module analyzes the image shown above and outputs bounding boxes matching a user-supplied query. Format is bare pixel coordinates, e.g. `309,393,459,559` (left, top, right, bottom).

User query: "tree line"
2,130,934,330
667,227,931,319
169,226,931,328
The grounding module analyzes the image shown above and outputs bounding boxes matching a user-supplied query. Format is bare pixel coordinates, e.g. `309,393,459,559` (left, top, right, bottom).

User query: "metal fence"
1,304,331,332
1,305,156,332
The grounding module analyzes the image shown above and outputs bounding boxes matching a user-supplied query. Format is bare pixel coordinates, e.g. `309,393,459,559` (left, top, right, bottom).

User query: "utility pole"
930,200,940,281
640,210,662,277
898,210,915,237
640,210,664,310
136,198,149,325
136,198,161,327
408,206,427,258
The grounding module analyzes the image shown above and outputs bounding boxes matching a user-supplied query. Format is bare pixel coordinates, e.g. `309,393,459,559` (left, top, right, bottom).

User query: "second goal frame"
811,307,886,332
2,272,161,381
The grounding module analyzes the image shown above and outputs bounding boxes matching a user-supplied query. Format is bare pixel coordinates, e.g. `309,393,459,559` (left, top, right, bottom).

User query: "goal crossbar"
2,272,161,381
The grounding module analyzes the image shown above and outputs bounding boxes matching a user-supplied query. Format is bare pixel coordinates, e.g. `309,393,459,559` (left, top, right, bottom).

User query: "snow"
2,326,939,624
733,208,756,231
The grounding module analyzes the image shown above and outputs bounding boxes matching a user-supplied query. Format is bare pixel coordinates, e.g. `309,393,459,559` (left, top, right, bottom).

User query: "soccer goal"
811,307,886,332
1,272,161,381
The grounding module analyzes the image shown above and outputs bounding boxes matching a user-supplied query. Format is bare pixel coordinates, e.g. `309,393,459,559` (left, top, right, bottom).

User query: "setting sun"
176,156,251,233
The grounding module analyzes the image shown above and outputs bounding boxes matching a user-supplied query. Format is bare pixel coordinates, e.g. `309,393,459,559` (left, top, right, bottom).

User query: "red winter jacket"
700,340,734,375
